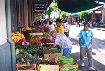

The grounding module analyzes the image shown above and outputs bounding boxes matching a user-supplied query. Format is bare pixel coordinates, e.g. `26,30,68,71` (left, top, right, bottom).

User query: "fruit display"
57,56,75,65
43,32,50,37
41,38,53,43
39,59,55,65
16,45,39,65
15,45,45,64
11,32,25,44
23,26,32,32
44,49,61,54
62,67,81,71
30,36,41,42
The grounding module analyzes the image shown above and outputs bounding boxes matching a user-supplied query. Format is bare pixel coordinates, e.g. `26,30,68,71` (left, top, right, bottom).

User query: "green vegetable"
62,67,81,71
57,56,75,65
44,49,61,54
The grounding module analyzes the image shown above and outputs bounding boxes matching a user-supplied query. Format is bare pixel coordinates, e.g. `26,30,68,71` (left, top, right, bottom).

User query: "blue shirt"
78,29,94,48
55,33,72,49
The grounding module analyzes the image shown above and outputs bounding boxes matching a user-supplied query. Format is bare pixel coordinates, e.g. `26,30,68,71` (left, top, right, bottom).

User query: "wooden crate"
60,60,78,70
16,64,37,71
44,53,62,62
38,65,60,71
63,63,78,69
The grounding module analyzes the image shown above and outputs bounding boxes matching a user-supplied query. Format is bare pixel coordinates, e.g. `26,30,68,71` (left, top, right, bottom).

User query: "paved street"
69,25,105,71
69,25,105,54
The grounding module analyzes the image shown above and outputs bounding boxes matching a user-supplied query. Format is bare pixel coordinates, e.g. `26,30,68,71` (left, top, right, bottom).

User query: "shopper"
48,30,72,57
55,18,64,34
49,21,55,32
78,22,95,70
63,20,70,37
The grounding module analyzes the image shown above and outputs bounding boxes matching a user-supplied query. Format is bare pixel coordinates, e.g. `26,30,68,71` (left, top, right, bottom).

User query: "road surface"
69,25,105,54
69,25,105,71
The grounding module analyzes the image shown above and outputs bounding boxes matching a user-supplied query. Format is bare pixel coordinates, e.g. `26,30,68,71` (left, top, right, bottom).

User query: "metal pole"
5,0,16,71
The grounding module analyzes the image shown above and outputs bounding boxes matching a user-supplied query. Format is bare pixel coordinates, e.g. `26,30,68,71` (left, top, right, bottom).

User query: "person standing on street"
64,20,70,37
78,22,95,70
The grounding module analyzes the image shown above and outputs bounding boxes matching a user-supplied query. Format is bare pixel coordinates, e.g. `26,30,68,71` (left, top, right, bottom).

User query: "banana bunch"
11,32,25,43
23,26,32,31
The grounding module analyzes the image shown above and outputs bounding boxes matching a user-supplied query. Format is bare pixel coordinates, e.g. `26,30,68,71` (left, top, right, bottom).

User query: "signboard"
34,4,45,11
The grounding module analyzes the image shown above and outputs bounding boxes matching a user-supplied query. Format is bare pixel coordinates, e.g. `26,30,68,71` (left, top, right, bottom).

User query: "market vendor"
55,18,64,34
48,30,72,57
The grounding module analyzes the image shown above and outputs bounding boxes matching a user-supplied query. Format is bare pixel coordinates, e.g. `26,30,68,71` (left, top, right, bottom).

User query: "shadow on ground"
71,52,105,71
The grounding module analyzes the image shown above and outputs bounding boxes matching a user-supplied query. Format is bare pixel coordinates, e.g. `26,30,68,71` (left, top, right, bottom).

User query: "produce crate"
16,64,37,71
60,60,78,69
44,53,62,62
30,40,41,47
38,65,61,71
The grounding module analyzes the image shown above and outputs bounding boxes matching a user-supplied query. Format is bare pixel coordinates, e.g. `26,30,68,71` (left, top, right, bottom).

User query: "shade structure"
97,0,105,2
57,0,102,13
70,13,79,17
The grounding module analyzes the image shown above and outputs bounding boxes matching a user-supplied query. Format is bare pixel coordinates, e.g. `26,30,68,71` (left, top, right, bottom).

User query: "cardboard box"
38,65,60,71
44,53,62,62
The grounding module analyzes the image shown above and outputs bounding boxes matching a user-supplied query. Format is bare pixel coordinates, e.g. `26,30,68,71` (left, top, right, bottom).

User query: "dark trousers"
64,32,69,37
80,47,93,67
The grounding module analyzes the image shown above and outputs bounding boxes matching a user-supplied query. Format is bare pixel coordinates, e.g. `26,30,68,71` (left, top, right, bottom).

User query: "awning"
97,0,105,2
57,0,103,13
70,13,79,17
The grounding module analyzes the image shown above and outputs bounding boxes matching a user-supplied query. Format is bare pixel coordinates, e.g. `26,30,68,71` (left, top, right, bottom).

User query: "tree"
53,0,58,8
46,7,54,18
79,11,89,20
60,11,66,20
38,16,42,20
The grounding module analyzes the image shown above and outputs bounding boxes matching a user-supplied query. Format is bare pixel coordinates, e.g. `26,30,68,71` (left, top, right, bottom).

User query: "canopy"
70,13,79,17
57,0,102,13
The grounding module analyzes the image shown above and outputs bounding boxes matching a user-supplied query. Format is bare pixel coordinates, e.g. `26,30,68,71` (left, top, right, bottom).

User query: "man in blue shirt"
78,22,95,70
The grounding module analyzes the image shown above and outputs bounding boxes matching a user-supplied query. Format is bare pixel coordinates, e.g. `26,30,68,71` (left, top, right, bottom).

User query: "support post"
5,0,16,71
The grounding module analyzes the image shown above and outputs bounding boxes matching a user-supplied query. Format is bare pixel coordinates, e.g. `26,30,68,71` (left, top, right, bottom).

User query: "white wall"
0,0,7,45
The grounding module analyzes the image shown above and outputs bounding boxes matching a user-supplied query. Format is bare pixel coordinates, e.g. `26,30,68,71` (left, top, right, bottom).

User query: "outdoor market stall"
11,26,82,71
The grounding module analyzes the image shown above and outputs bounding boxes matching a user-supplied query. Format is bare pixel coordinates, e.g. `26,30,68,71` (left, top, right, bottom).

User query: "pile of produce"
39,59,55,65
62,67,81,71
57,56,75,65
30,37,41,42
23,26,32,32
41,38,53,43
44,49,61,54
15,45,44,65
43,32,50,37
11,32,25,45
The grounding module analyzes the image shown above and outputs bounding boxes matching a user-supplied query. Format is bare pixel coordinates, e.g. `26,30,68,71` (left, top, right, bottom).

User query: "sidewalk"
70,38,105,71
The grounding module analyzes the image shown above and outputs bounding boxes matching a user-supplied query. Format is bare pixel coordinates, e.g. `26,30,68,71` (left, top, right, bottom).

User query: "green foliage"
46,7,54,17
38,16,42,20
79,11,89,20
46,0,58,18
53,0,58,8
60,11,66,20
